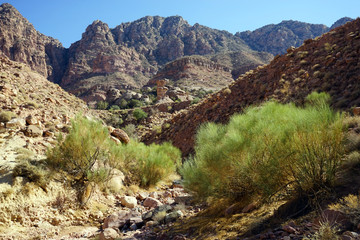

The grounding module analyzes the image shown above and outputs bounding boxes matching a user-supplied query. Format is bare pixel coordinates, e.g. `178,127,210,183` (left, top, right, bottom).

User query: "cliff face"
0,3,67,83
61,20,154,94
237,20,329,55
143,18,360,157
62,16,257,96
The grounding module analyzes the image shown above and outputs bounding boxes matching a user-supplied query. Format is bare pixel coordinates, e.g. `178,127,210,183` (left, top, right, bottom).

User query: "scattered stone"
108,169,125,193
110,136,121,144
43,130,55,137
120,196,137,209
25,115,38,125
242,202,257,213
6,118,25,129
149,192,158,198
24,125,43,137
111,128,130,144
143,197,162,208
282,225,297,234
99,228,119,240
137,192,148,201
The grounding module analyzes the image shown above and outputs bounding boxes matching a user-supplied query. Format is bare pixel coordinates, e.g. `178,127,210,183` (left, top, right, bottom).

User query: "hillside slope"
143,18,360,157
0,55,90,168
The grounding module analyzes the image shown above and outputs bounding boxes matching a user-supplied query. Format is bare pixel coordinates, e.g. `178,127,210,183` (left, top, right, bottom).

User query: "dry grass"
304,221,340,240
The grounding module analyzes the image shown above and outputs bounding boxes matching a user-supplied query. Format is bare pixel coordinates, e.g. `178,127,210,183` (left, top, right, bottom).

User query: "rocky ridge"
143,18,360,157
236,18,353,55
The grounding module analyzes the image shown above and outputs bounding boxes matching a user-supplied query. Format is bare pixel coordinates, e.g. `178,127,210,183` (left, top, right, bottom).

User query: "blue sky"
1,0,359,48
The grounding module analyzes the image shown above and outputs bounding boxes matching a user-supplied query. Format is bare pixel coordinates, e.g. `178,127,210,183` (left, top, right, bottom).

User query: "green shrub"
128,99,143,108
123,124,138,140
96,101,109,110
118,99,128,109
116,141,181,187
181,93,345,202
109,105,120,111
0,111,15,123
133,109,148,121
46,115,115,199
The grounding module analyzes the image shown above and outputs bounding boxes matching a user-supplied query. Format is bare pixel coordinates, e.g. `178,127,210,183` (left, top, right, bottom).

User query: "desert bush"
128,99,143,108
0,111,15,123
118,99,128,109
181,92,345,202
117,141,181,187
96,101,109,110
46,115,116,202
105,114,124,129
109,105,120,111
133,109,148,121
123,124,138,140
330,194,360,226
304,221,340,240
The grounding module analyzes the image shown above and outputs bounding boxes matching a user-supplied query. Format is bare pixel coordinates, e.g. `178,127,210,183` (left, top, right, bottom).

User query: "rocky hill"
0,56,90,160
143,18,360,157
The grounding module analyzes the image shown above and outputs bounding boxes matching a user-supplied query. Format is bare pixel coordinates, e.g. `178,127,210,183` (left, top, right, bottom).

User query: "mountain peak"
330,17,354,29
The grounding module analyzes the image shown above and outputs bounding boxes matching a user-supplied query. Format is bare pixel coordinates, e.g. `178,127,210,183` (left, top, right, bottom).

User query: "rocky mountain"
236,20,329,55
63,16,271,99
330,17,354,29
0,3,355,104
0,4,273,103
143,18,360,157
0,3,67,83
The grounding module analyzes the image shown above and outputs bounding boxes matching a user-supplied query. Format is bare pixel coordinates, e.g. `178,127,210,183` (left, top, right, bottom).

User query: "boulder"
99,228,119,240
103,210,133,229
108,169,124,193
25,115,38,125
24,125,43,137
111,128,130,144
6,118,25,129
119,196,137,209
136,192,149,200
143,197,162,208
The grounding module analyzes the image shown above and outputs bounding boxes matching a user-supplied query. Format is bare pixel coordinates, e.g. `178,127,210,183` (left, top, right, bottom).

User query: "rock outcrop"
143,18,360,157
0,3,67,83
237,20,329,55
